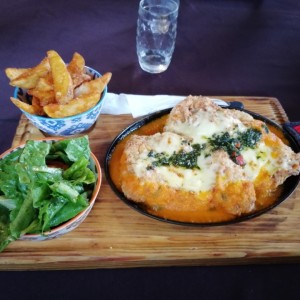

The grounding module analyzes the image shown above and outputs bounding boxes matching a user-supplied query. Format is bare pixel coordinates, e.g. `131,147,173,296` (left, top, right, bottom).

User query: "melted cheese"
169,110,247,144
129,123,290,195
242,141,275,181
164,106,282,187
130,133,218,192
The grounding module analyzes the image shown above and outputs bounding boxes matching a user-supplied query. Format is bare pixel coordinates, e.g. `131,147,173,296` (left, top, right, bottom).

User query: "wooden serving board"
2,96,300,271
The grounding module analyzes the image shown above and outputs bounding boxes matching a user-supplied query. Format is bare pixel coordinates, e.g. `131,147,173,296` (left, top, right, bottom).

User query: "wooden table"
1,96,300,270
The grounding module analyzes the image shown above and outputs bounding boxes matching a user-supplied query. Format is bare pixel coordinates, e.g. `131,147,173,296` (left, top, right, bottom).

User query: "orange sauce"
109,114,167,191
109,115,287,223
268,124,290,145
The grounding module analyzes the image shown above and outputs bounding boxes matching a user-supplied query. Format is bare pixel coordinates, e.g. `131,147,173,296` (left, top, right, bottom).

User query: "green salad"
0,136,97,252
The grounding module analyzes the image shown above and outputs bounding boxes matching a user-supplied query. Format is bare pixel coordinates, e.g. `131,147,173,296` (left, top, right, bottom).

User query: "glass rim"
139,0,179,15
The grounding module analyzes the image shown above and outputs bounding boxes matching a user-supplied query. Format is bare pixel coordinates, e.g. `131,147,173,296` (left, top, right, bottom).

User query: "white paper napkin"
101,93,228,118
100,93,131,115
126,94,186,118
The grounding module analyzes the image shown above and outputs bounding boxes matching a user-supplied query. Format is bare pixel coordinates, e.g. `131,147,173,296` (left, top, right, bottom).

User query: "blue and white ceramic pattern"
13,66,107,136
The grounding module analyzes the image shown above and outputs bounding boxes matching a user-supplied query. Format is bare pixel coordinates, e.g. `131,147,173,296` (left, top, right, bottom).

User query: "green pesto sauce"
147,143,205,170
209,128,262,160
147,128,263,170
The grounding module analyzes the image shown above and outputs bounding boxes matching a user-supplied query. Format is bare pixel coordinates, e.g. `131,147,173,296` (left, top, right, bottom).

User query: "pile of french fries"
5,50,112,118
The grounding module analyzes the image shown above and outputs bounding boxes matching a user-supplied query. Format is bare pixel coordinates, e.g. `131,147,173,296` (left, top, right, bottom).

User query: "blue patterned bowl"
13,66,107,136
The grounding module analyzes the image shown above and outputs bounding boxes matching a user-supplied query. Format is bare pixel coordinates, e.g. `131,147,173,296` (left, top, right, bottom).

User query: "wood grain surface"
2,96,300,271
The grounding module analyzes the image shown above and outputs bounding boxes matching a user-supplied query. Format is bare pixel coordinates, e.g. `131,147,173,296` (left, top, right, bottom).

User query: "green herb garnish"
209,128,262,165
147,128,262,171
147,143,206,170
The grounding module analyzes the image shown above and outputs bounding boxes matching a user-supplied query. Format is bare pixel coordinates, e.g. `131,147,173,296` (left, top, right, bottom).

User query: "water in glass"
136,0,179,73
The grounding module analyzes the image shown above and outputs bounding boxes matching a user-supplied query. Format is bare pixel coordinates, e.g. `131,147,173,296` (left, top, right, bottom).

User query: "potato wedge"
5,68,28,81
28,89,55,107
28,74,55,106
6,51,112,119
67,52,91,88
34,73,53,91
43,97,98,118
100,72,112,88
10,97,39,115
31,97,46,115
47,50,73,104
9,58,50,89
74,72,112,98
44,73,112,118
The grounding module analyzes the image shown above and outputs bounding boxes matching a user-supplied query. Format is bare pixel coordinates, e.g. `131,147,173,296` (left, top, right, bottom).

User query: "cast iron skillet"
104,102,300,226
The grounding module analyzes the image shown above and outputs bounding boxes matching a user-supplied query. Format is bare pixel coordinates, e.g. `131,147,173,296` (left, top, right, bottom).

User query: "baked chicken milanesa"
119,96,300,223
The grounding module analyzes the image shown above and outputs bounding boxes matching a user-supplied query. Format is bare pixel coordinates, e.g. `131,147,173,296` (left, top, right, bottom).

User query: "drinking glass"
136,0,179,74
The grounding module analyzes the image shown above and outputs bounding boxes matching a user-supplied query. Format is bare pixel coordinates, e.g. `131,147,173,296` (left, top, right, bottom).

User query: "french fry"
47,50,73,105
9,58,50,89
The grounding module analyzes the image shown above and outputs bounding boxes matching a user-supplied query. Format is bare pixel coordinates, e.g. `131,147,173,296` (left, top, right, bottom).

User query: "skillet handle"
227,101,244,109
283,121,300,146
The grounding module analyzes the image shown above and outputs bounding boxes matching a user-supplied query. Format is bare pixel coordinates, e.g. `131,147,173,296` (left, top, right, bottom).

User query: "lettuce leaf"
0,136,95,252
47,135,90,163
63,157,96,184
